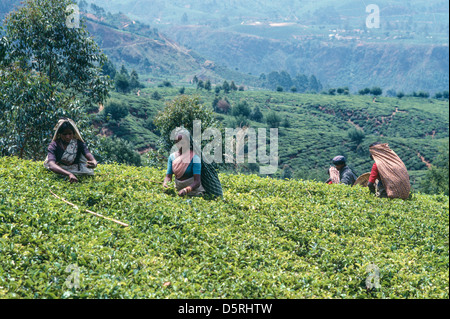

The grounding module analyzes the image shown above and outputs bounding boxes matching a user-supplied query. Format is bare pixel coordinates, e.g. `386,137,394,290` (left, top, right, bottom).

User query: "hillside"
0,156,448,298
93,87,449,190
0,0,260,87
165,26,449,93
84,12,261,86
89,0,449,93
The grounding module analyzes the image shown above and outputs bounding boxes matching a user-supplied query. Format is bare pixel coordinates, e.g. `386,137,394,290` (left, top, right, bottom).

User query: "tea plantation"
0,156,448,299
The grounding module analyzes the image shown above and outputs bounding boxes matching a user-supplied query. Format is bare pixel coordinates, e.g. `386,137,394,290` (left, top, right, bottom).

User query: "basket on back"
354,172,372,187
369,143,410,199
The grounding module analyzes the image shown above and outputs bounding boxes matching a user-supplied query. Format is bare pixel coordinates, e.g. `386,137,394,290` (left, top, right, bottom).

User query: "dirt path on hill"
417,152,432,168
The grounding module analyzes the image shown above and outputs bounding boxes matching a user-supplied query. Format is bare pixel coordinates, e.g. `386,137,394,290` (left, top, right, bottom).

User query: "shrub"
103,99,129,121
266,111,281,128
153,95,218,149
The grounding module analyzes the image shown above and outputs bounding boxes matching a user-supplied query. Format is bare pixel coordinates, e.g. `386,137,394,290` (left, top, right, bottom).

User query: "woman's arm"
178,174,201,196
81,142,97,168
47,161,78,183
163,174,173,188
85,152,97,168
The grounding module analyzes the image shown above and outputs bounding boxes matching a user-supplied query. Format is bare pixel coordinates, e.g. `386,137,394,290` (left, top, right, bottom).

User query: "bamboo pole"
50,189,129,227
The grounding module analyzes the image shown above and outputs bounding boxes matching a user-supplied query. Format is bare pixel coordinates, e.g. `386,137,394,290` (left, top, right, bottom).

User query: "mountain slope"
166,25,449,93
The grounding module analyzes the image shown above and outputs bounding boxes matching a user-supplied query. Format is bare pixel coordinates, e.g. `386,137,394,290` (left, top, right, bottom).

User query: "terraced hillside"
93,87,448,188
0,157,448,298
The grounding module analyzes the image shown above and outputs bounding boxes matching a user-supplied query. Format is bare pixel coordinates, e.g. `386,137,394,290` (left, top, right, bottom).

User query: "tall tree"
4,0,111,106
1,0,111,159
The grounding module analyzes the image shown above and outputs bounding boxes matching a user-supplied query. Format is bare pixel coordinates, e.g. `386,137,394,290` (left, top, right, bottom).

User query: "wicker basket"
354,172,373,187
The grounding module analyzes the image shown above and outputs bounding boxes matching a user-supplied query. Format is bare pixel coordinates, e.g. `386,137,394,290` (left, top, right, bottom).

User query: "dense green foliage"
421,141,449,195
153,95,219,151
4,0,111,106
0,156,448,298
0,64,83,160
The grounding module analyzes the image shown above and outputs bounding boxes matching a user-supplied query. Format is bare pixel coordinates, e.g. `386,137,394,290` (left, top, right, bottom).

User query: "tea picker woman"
44,118,97,183
163,129,205,196
163,128,223,197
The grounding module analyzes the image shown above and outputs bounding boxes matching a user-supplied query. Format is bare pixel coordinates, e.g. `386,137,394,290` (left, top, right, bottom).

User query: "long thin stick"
50,190,129,227
95,173,164,184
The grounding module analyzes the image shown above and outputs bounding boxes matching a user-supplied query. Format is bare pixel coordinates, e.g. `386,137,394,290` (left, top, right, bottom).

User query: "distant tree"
276,86,283,92
222,80,230,93
397,92,405,99
359,88,371,95
443,91,449,99
197,80,204,90
216,98,231,114
212,96,220,111
267,71,281,90
101,60,117,79
279,71,293,90
181,12,189,24
232,115,250,128
328,88,336,95
238,85,245,91
230,81,237,91
282,165,293,179
421,141,449,195
347,127,365,145
153,95,218,150
290,86,298,93
163,80,172,87
417,91,430,98
192,75,198,84
232,100,251,118
114,73,130,93
151,91,162,100
266,111,281,128
98,136,142,167
129,69,142,90
336,87,344,94
103,99,128,121
434,92,443,99
204,79,212,91
215,86,221,94
120,64,129,78
282,116,291,128
294,74,309,92
250,106,264,122
308,75,322,92
370,87,383,96
78,0,88,11
259,73,266,81
179,87,185,94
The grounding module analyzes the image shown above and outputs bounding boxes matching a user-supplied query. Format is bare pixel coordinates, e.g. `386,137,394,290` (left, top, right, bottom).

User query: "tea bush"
0,156,448,298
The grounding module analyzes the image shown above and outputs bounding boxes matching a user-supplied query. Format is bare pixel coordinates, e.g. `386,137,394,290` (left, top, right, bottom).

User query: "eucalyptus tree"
0,0,111,159
4,0,111,105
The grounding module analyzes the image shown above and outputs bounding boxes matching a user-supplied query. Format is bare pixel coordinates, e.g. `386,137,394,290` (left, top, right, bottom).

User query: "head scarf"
52,118,84,143
332,155,346,166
